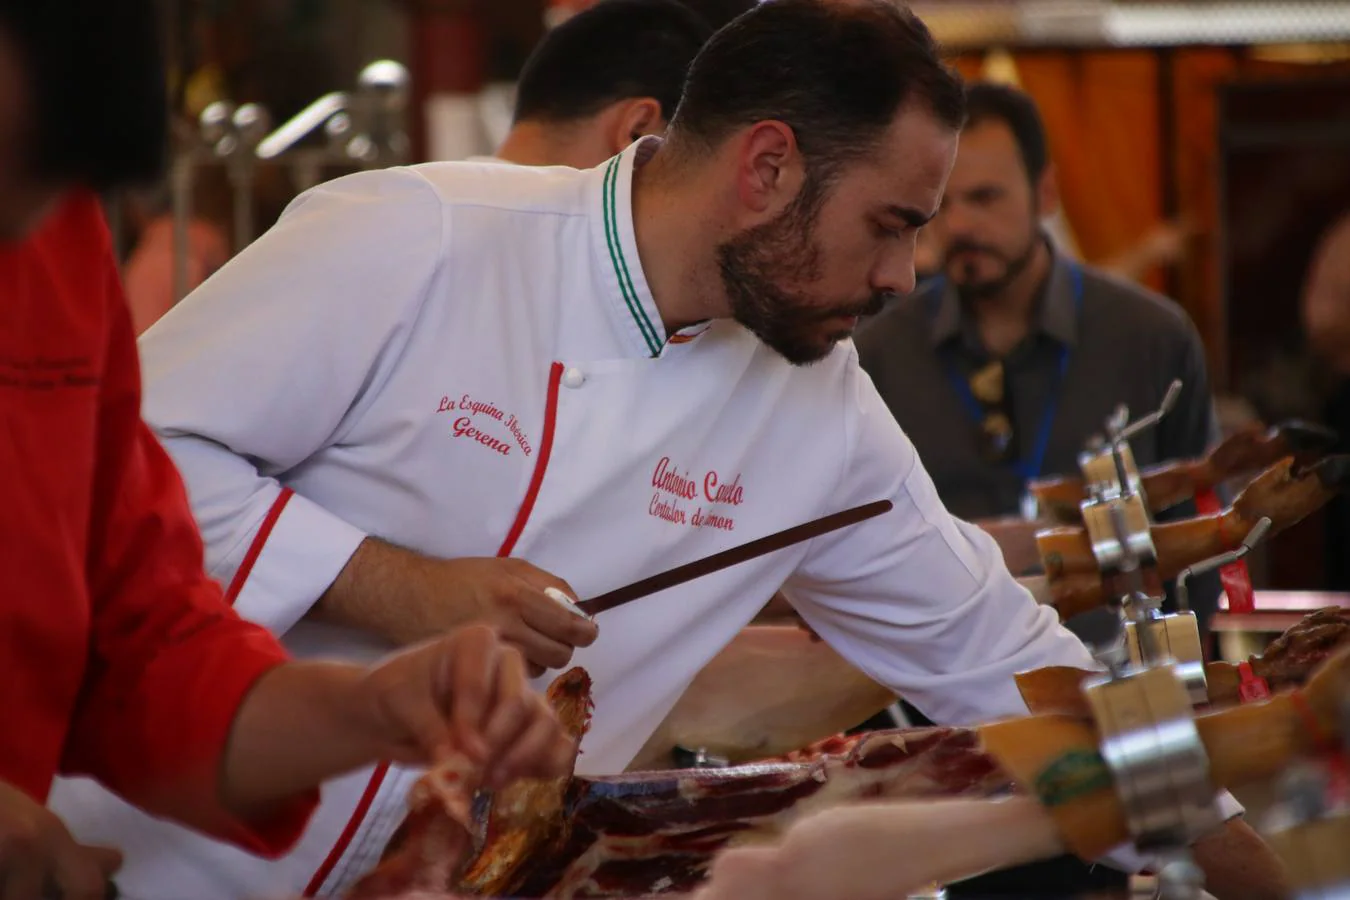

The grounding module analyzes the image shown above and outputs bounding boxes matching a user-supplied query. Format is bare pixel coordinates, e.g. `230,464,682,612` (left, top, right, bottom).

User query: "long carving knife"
562,499,894,618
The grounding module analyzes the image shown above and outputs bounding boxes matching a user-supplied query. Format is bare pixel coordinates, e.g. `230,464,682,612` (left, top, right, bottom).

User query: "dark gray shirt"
856,252,1220,521
856,250,1223,637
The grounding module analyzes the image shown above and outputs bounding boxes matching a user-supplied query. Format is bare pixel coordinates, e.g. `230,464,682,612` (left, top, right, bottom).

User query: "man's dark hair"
667,0,966,182
964,81,1049,184
513,0,715,125
678,0,759,29
0,0,168,190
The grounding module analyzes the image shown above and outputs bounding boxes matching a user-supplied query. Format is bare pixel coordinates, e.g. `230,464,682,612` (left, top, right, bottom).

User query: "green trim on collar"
602,155,662,357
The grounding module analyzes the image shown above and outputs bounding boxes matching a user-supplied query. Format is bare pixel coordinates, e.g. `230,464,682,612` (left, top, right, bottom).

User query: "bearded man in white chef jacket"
49,1,1285,898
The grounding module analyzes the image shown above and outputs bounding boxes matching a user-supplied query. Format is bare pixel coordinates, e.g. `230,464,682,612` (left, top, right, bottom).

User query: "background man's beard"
717,180,885,366
946,230,1040,301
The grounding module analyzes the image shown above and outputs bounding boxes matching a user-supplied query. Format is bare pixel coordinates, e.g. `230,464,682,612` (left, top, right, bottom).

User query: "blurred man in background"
483,0,714,169
1302,211,1350,589
857,82,1220,597
859,82,1220,530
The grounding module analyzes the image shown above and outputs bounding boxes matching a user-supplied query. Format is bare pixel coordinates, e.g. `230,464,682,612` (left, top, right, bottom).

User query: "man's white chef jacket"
50,138,1238,899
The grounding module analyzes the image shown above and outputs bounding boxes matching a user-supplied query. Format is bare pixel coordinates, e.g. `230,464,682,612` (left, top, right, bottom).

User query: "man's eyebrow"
885,205,936,228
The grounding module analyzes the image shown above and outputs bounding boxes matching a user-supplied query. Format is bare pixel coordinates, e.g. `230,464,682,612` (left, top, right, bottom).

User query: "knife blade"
574,499,893,617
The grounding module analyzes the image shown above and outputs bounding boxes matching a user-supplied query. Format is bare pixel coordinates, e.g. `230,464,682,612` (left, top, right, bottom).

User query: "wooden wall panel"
1170,48,1241,386
1016,52,1163,275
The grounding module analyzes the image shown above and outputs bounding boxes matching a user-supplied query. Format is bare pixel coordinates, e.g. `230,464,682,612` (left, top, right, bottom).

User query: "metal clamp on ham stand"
1080,524,1223,899
1076,379,1183,513
1107,514,1271,709
1261,692,1350,899
1075,381,1208,687
1074,391,1224,900
1161,517,1272,705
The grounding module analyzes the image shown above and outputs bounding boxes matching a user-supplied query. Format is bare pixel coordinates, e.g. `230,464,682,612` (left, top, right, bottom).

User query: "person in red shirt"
0,4,575,898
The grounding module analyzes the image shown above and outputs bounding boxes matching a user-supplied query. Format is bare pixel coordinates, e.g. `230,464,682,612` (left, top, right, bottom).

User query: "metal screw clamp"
1083,664,1223,851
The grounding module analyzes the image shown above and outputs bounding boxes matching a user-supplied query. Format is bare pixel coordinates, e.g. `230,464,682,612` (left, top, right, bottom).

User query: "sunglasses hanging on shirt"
931,263,1085,485
967,359,1018,465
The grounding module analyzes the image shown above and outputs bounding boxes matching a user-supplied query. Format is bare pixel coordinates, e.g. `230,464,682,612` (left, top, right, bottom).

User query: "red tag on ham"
1328,757,1350,808
1195,488,1255,613
1236,661,1271,703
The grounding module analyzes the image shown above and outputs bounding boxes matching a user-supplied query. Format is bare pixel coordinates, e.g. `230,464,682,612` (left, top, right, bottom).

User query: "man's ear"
729,120,805,220
610,97,665,153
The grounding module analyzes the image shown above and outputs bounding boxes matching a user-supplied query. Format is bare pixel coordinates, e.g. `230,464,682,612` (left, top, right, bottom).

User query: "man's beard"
716,177,889,366
944,228,1040,302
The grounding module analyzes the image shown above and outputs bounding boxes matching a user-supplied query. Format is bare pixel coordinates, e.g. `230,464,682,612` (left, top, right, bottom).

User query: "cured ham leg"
1038,456,1350,619
981,645,1350,861
627,626,895,771
1016,607,1350,717
1030,421,1338,524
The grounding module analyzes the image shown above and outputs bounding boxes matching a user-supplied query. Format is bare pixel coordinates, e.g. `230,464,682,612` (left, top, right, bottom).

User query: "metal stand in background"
226,102,270,254
171,99,270,301
168,59,411,304
1075,383,1181,609
254,59,411,192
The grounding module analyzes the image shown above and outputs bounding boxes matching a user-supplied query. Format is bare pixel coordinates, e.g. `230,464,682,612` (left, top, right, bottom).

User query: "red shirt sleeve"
59,202,317,857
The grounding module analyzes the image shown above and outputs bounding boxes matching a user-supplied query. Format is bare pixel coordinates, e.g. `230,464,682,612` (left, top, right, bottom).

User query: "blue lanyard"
928,263,1084,483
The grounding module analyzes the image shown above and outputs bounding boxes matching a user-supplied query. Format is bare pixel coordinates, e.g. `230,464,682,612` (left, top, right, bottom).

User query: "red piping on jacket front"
302,362,565,895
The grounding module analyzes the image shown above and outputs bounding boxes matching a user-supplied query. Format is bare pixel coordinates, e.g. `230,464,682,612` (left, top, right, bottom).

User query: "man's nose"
874,243,917,296
938,202,976,241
